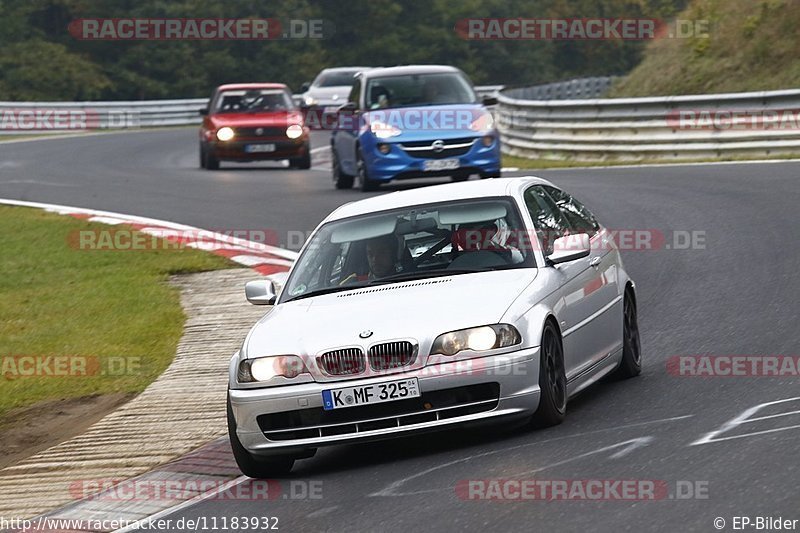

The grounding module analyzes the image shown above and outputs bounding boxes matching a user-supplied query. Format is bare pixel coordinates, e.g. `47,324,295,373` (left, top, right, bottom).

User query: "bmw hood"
244,269,536,360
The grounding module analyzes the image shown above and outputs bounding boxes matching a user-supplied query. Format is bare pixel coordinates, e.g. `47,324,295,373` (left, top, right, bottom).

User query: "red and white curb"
0,198,297,285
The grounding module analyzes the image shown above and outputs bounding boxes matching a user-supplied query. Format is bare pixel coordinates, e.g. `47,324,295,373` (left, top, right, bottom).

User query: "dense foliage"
0,0,687,100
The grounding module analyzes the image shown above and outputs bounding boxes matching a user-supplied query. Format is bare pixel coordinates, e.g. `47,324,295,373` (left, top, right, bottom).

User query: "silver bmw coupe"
227,176,641,477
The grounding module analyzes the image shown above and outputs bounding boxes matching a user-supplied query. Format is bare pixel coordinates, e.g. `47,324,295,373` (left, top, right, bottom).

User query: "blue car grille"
399,137,476,159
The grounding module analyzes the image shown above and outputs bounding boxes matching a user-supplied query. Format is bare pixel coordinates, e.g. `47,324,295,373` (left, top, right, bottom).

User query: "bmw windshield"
280,197,535,303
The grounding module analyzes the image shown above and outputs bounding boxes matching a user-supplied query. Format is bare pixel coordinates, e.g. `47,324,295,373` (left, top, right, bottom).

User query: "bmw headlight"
216,127,235,141
431,324,521,356
238,355,309,384
370,121,402,139
286,124,304,139
303,95,317,106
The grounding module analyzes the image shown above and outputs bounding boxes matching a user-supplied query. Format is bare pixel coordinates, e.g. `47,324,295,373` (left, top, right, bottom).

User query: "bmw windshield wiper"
284,284,369,303
368,268,489,285
285,269,491,301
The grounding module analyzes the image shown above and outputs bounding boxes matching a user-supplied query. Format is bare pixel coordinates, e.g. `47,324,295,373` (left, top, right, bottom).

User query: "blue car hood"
363,103,492,141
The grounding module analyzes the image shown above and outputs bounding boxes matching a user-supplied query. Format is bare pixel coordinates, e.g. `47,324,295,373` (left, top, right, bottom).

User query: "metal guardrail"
504,77,614,101
474,85,505,99
0,98,208,134
0,86,503,135
497,85,800,161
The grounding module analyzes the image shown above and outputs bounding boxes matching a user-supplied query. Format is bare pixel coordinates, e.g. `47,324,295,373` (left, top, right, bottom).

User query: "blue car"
330,65,501,191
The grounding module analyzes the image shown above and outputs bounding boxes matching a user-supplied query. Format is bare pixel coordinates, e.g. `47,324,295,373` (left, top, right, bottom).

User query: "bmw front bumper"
229,346,540,456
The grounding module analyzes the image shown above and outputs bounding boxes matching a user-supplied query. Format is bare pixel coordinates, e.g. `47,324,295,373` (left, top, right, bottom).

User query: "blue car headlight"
370,121,402,139
470,113,495,133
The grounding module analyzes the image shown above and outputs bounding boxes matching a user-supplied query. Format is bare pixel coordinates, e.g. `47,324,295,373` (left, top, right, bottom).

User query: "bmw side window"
543,186,600,238
524,186,572,256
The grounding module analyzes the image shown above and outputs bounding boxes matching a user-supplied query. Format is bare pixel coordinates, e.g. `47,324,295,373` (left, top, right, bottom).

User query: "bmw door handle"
590,256,602,268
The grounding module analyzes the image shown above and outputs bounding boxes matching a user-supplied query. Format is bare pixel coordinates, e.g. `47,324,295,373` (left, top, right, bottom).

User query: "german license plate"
423,158,460,171
245,144,276,153
322,378,420,410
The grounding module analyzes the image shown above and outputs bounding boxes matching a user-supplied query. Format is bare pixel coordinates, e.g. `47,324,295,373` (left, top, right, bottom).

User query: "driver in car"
340,234,399,284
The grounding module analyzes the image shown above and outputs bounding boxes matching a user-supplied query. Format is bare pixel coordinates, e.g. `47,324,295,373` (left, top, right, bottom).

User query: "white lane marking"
307,506,340,518
230,254,295,267
111,476,248,533
503,157,800,173
380,437,655,497
87,216,128,225
690,397,800,446
743,410,800,423
0,179,79,187
371,415,692,497
609,436,654,458
0,127,193,145
311,145,332,172
513,437,654,477
0,197,299,261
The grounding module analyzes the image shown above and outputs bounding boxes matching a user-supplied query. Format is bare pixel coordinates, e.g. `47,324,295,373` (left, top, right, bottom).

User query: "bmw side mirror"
482,95,498,106
547,233,591,265
245,280,277,305
300,82,311,93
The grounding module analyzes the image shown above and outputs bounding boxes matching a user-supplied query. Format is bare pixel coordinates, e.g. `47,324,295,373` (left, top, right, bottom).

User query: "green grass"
502,152,800,170
610,0,800,96
0,206,232,417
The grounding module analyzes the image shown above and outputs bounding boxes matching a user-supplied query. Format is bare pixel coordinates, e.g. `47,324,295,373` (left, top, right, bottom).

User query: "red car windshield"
213,89,294,114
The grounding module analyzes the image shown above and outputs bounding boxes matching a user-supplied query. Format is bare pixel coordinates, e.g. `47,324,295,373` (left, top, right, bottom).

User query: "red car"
199,83,311,170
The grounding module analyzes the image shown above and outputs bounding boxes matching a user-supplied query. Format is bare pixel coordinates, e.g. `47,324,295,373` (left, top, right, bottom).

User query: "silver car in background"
300,66,370,111
228,176,642,477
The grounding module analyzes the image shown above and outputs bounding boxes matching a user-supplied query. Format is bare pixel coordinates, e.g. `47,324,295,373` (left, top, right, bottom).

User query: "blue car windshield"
365,73,476,110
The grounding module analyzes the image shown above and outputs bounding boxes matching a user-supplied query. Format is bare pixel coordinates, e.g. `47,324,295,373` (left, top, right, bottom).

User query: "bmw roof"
325,176,554,222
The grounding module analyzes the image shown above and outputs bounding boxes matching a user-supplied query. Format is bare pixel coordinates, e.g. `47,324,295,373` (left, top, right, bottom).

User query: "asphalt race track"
1,128,799,532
